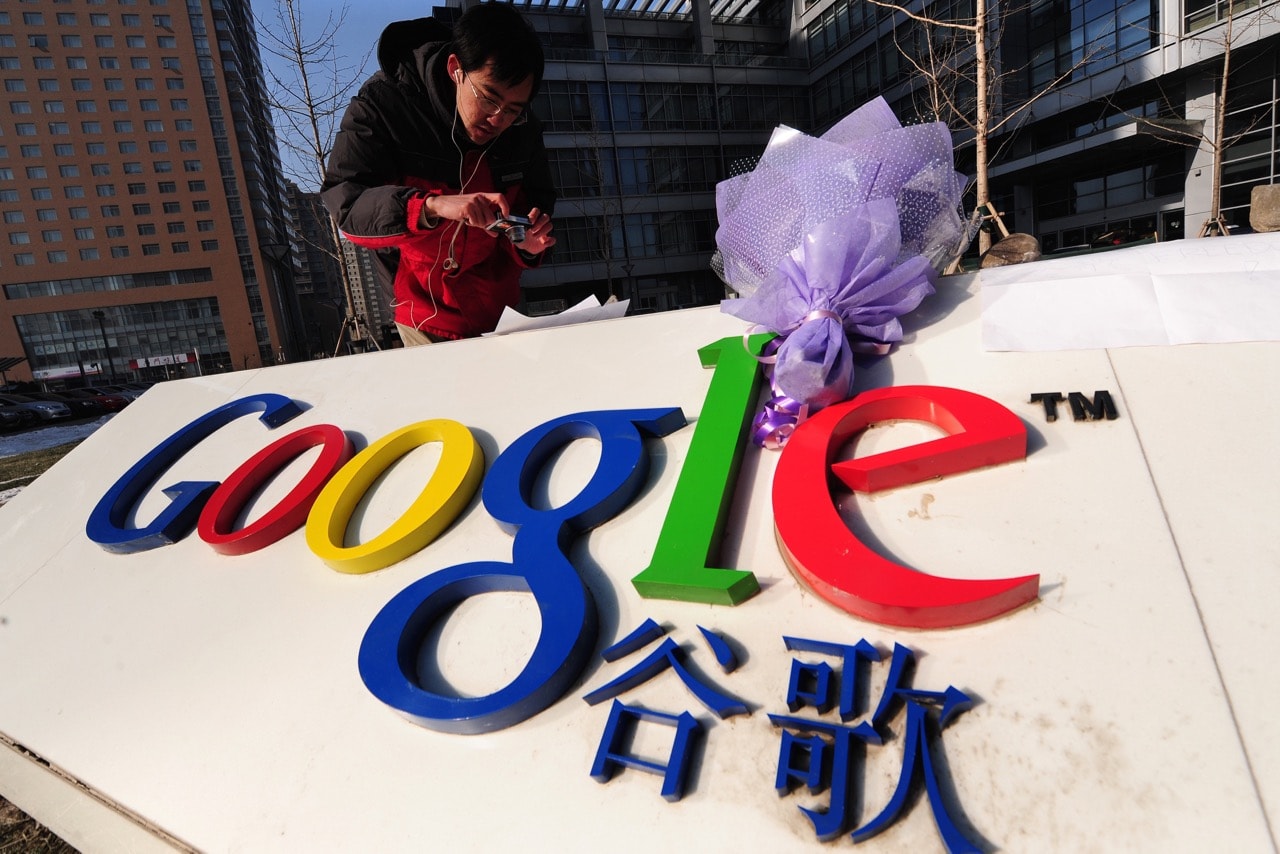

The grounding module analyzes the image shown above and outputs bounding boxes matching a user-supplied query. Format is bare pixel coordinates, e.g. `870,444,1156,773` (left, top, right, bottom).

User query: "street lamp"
91,309,119,384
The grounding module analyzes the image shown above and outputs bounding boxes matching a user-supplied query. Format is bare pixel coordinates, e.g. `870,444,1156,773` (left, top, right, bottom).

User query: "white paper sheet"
485,295,630,336
980,233,1280,351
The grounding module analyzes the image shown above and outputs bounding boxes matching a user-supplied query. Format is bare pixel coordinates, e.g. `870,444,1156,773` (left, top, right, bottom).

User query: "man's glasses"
465,74,528,126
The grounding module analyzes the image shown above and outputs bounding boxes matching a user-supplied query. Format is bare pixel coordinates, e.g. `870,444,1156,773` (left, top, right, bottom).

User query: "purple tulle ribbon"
724,198,936,448
714,98,969,449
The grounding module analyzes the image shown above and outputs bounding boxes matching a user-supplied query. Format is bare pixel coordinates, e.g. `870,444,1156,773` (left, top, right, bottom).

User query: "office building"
0,0,301,385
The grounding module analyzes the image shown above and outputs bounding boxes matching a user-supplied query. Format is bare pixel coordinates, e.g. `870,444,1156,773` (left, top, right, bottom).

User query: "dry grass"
0,443,82,494
0,798,75,853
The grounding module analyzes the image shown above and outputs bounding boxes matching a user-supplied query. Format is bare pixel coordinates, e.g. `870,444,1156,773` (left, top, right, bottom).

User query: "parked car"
92,384,149,401
0,404,35,432
0,393,72,422
24,391,106,419
60,387,131,413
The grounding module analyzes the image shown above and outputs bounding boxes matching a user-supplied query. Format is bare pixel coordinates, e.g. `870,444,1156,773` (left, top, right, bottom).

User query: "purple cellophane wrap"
715,97,969,421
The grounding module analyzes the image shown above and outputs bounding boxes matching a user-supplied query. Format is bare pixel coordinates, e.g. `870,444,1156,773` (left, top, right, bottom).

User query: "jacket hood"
376,17,452,79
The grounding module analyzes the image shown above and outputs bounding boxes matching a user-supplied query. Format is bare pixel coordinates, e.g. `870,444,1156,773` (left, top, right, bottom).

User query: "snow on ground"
0,416,113,506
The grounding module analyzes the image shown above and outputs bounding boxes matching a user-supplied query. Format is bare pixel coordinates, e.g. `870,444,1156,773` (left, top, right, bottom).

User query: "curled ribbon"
744,316,893,450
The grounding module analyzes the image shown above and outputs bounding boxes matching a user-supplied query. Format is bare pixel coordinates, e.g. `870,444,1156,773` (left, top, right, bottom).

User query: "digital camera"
486,214,533,243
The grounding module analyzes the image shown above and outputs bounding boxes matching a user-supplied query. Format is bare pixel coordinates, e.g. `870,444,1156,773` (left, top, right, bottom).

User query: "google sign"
85,336,1038,735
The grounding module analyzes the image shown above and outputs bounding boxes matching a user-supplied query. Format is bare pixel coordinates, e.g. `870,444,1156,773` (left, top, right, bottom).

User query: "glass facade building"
0,0,301,384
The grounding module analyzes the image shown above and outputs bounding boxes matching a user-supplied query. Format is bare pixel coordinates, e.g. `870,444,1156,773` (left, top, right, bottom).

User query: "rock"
979,233,1042,268
1249,185,1280,232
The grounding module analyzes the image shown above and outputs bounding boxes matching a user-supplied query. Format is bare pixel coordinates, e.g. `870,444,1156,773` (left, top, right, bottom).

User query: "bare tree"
871,0,1103,252
255,0,376,352
1133,0,1280,236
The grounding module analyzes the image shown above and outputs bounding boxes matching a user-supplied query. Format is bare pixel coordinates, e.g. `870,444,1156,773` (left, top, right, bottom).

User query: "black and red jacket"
322,18,557,340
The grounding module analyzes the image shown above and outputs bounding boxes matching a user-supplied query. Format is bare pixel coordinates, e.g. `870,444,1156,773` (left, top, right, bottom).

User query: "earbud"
442,257,459,271
454,69,463,84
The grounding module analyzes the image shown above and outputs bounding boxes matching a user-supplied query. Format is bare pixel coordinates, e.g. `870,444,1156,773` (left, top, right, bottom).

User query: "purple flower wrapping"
722,199,937,407
714,97,968,445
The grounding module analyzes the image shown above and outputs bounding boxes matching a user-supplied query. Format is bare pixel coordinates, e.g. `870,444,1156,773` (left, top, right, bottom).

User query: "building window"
74,227,94,239
188,180,206,192
142,243,160,255
2,212,23,224
167,221,185,234
99,57,121,69
47,250,69,263
123,162,143,174
101,204,120,216
67,57,88,70
148,140,168,153
158,181,176,193
95,35,115,48
162,201,180,213
132,203,151,214
106,225,124,237
127,183,146,195
201,239,218,251
144,120,163,131
69,208,89,220
138,223,156,235
41,230,63,243
96,184,116,197
172,241,189,253
104,78,124,91
80,121,101,134
111,246,129,258
36,209,56,222
79,248,101,261
8,232,30,245
31,188,53,200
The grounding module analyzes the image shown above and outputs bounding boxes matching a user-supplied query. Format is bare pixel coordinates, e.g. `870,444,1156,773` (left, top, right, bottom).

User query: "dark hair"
452,3,544,96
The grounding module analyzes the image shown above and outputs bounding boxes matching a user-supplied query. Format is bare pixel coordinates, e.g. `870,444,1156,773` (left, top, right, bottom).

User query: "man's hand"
422,192,510,229
514,207,556,256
